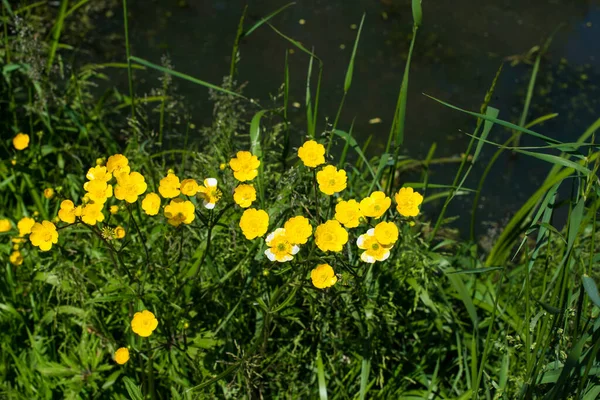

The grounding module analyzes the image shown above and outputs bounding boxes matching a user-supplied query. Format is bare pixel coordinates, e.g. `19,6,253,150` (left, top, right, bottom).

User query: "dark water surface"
98,0,600,238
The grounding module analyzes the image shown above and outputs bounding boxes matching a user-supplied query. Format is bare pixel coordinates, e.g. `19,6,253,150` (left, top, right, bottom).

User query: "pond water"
96,0,600,239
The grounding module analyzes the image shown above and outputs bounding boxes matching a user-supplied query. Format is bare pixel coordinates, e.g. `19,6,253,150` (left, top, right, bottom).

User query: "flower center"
43,232,53,242
329,179,336,186
371,243,380,251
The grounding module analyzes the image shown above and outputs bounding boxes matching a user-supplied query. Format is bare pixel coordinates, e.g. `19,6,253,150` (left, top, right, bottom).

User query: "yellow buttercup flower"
395,187,423,217
131,310,158,337
229,151,260,182
239,208,269,240
158,173,181,198
357,228,393,263
30,221,58,251
298,140,325,168
43,188,55,199
10,251,23,266
81,203,105,225
374,221,398,246
164,198,195,226
311,264,337,289
0,219,12,232
316,165,347,195
197,178,221,209
114,172,147,203
84,180,113,204
110,205,119,215
58,200,78,223
359,191,391,219
180,179,199,196
114,226,126,239
334,199,362,228
18,217,35,236
283,216,312,245
219,163,226,170
106,154,130,174
142,193,161,216
114,347,129,365
86,166,112,182
264,228,299,262
233,184,256,208
12,133,29,150
314,220,348,252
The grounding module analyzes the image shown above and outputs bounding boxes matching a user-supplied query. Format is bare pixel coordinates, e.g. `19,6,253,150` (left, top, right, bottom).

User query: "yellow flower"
233,184,256,208
374,221,399,246
316,165,347,195
311,264,338,289
110,205,119,215
395,187,423,217
58,200,78,223
229,151,260,182
114,226,126,239
10,251,23,266
84,180,113,204
43,188,55,199
158,173,181,198
0,219,12,232
359,191,391,219
81,203,105,225
298,140,326,168
284,216,312,245
95,157,105,166
12,133,29,150
30,221,59,251
239,208,269,240
314,220,348,252
180,179,199,196
86,166,112,182
18,217,35,236
131,310,158,337
114,172,147,203
142,193,161,216
264,228,299,262
219,163,226,170
357,228,393,263
164,198,195,226
106,154,130,174
114,347,129,365
334,199,362,228
197,178,221,209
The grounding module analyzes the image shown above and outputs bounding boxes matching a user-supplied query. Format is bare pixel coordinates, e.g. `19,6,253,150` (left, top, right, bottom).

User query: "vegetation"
1,1,600,399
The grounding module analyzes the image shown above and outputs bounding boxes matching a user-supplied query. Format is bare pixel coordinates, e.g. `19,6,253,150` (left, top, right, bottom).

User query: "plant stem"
122,0,135,118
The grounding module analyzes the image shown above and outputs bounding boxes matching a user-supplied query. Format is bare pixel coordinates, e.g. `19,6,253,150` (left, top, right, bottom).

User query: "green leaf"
333,130,383,191
472,106,499,163
244,2,296,37
343,13,365,93
359,357,370,400
517,150,591,176
411,0,422,26
316,349,328,400
122,377,144,400
582,275,600,308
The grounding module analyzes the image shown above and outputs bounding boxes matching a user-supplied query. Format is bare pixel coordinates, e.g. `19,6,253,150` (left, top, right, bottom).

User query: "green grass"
1,1,600,399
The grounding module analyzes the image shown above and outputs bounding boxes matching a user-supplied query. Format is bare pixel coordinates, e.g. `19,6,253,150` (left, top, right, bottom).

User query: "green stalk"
46,0,68,74
122,0,135,118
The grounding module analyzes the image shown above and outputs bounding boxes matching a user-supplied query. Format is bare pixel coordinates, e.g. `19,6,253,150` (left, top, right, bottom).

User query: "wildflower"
311,264,338,289
284,216,312,245
164,198,195,226
18,217,35,236
106,154,130,174
229,151,260,181
58,200,78,223
101,227,116,240
115,226,126,239
239,208,269,240
43,188,55,199
374,221,399,246
334,199,362,228
219,163,226,170
142,193,161,216
30,221,59,251
264,228,299,262
233,184,256,208
86,166,112,182
357,228,393,263
109,205,119,215
131,310,158,337
81,203,105,225
95,157,105,166
316,165,347,195
180,179,199,196
84,180,113,204
10,251,23,266
395,187,423,217
114,172,147,203
314,220,348,252
12,133,29,150
359,191,391,219
158,173,181,198
298,140,325,168
114,347,129,365
197,178,221,209
0,219,12,232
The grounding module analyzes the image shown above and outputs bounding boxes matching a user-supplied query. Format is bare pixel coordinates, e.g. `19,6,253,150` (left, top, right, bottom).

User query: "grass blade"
244,2,296,37
316,349,328,400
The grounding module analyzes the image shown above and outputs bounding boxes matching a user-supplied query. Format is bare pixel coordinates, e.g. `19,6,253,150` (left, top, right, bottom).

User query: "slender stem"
122,0,135,118
128,205,150,295
312,170,320,223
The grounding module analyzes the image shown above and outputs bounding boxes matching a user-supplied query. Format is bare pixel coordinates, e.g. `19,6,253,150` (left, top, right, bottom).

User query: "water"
96,0,600,239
